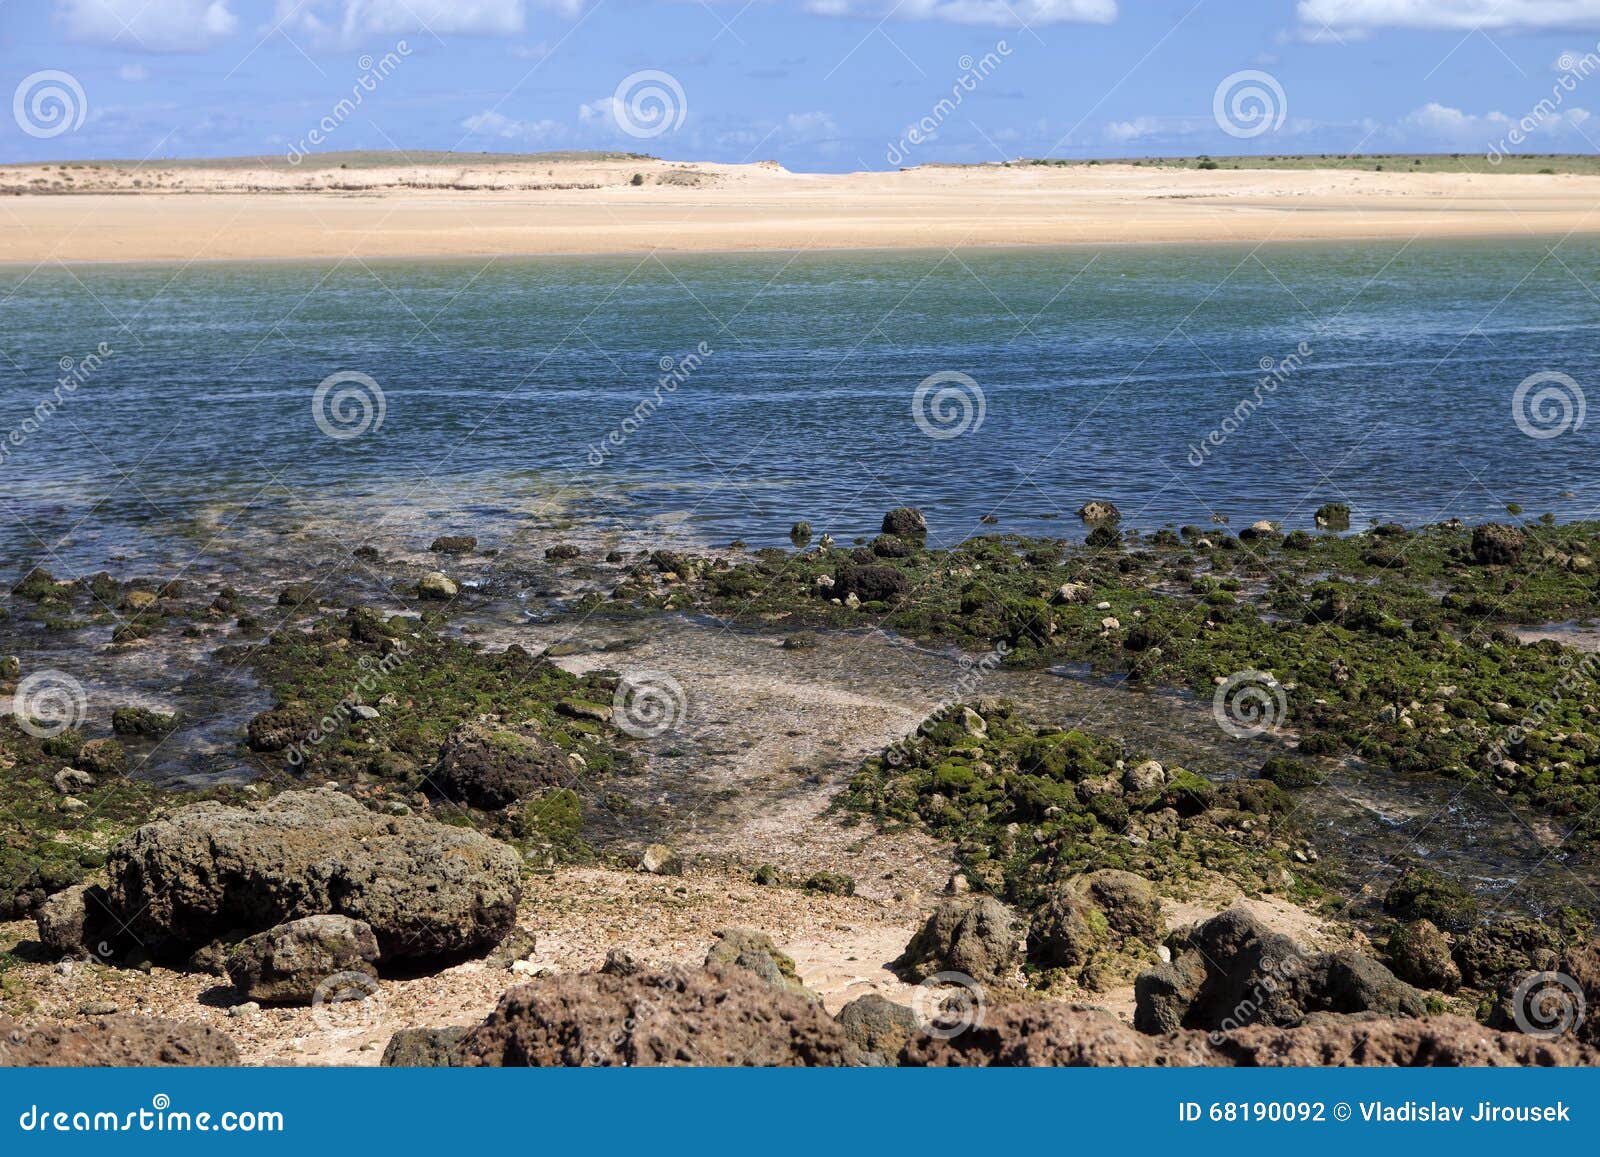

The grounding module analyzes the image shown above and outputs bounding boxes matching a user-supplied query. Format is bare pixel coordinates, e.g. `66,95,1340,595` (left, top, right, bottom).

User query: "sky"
4,0,1600,170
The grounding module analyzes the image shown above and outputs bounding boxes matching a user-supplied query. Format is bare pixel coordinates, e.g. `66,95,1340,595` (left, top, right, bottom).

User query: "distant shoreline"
7,154,1600,265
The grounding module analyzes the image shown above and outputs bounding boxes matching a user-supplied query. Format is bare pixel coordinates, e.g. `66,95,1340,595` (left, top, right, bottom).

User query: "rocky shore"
3,506,1599,1065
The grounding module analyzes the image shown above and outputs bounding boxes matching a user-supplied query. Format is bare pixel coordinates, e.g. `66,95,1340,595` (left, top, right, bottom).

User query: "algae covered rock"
881,507,928,538
1471,522,1525,566
894,896,1019,986
428,722,571,809
1386,919,1461,993
104,789,522,961
704,928,813,998
834,565,909,604
835,994,917,1060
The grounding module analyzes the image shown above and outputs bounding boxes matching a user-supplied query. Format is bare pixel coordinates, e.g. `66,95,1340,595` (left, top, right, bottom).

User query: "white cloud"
275,0,537,47
460,109,564,142
784,110,838,139
809,0,1115,26
118,63,150,81
57,0,238,52
1299,0,1600,31
1403,98,1593,141
577,96,617,124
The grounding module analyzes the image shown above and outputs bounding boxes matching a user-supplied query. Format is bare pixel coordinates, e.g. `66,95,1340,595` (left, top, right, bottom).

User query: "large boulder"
227,915,380,1004
1133,909,1426,1034
457,965,856,1066
427,722,571,809
104,789,522,961
893,897,1019,986
901,1005,1597,1067
0,1015,239,1067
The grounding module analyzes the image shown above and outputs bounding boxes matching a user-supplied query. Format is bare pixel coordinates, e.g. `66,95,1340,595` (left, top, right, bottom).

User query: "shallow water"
4,237,1599,571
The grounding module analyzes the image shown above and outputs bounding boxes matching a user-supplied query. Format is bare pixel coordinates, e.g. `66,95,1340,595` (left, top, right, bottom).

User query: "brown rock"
0,1015,239,1067
902,1005,1599,1066
457,965,855,1066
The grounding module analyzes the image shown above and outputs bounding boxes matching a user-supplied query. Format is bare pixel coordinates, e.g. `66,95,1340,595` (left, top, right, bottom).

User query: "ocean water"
2,236,1597,569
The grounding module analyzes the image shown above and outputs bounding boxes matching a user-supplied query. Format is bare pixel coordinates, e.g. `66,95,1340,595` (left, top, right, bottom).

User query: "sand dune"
4,155,1600,263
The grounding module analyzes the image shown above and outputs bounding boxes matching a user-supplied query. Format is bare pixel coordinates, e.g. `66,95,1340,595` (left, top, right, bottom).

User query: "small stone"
60,797,88,812
416,572,459,600
227,1002,260,1018
1100,617,1121,630
1052,582,1091,605
1078,501,1120,523
352,705,380,720
53,767,93,794
79,1000,119,1016
960,707,987,737
639,844,682,875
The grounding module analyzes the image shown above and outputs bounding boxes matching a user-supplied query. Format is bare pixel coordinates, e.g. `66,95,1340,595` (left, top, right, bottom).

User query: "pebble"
79,1000,119,1016
227,1002,260,1018
353,705,379,720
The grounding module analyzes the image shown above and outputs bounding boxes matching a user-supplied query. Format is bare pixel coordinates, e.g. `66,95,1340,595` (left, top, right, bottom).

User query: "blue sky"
5,0,1600,170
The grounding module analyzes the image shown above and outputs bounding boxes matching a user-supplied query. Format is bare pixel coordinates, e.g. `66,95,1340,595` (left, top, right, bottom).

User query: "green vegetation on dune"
1025,153,1600,175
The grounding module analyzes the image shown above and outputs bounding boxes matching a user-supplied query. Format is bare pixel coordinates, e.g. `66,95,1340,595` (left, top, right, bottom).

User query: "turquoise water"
2,237,1597,568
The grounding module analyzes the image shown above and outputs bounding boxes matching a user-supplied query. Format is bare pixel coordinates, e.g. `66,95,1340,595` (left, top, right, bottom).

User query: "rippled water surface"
3,237,1598,567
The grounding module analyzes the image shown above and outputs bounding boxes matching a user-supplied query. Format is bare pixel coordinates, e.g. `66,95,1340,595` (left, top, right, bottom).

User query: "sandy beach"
5,154,1600,264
